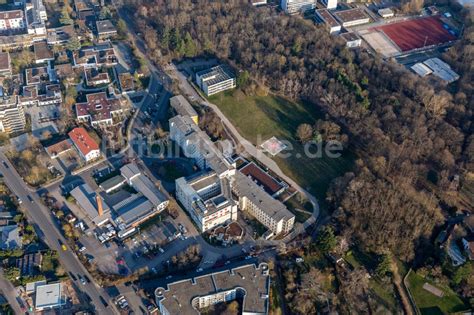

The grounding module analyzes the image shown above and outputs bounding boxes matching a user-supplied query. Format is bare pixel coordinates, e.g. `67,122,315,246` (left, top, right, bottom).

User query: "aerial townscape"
0,0,472,314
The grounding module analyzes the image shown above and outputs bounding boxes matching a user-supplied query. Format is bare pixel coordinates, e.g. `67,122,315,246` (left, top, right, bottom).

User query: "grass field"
406,271,468,315
209,91,355,208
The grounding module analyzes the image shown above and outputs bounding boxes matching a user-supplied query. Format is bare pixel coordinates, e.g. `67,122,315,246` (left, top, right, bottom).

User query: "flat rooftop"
196,65,235,87
156,263,270,315
0,52,10,71
34,41,53,62
340,32,360,42
316,9,340,28
96,19,116,34
35,283,63,310
333,8,369,23
170,95,198,118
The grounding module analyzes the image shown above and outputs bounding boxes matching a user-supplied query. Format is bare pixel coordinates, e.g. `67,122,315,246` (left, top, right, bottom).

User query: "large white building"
156,263,270,315
0,10,25,31
35,283,66,311
195,65,236,96
176,171,237,232
0,96,26,134
169,115,232,175
281,0,316,14
232,172,295,235
324,0,337,9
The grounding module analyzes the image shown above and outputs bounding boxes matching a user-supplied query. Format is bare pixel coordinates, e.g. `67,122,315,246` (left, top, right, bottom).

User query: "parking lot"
24,105,59,139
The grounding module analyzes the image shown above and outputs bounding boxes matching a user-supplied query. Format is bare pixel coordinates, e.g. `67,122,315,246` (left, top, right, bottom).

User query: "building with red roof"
68,127,100,162
239,162,285,197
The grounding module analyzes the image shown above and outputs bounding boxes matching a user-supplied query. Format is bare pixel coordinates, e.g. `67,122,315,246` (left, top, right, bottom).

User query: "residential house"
75,92,123,127
0,224,21,249
68,127,101,162
0,51,11,76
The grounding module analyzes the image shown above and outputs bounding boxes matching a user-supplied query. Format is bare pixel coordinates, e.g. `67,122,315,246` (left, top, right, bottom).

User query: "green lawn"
406,271,468,315
284,197,312,223
209,91,355,208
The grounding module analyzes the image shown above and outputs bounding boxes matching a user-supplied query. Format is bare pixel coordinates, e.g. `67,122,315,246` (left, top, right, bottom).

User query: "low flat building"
70,183,111,226
340,32,362,48
378,8,394,18
411,62,433,77
33,41,53,64
333,8,370,27
170,95,199,124
96,20,117,39
316,9,341,34
75,92,123,127
195,65,236,96
47,25,75,45
25,66,51,85
45,139,73,158
156,263,270,315
116,163,169,230
0,51,11,76
118,72,134,94
20,84,62,106
99,175,126,193
176,171,237,232
68,127,101,162
232,172,295,235
73,44,117,68
35,282,66,311
84,67,110,86
423,58,459,83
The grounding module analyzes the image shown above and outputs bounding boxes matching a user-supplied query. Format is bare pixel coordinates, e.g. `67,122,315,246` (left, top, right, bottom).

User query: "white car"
196,268,203,273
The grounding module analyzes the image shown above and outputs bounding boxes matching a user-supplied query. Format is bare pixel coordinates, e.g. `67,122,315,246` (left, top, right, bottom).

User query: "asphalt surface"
0,270,25,314
0,150,117,315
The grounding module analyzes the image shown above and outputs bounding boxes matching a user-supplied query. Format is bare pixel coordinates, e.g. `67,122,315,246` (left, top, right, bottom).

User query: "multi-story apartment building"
169,115,231,175
169,95,198,124
281,0,316,14
176,171,237,232
232,172,295,235
75,92,123,127
0,96,26,134
68,127,101,162
156,263,270,315
195,65,236,96
0,10,25,31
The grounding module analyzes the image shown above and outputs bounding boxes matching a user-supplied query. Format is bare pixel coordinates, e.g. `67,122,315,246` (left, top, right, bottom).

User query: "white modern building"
281,0,316,14
176,171,237,232
232,172,295,235
169,115,232,175
195,65,236,96
0,96,26,134
35,283,66,311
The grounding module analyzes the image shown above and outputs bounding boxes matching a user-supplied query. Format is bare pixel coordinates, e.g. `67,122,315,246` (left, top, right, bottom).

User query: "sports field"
375,16,457,52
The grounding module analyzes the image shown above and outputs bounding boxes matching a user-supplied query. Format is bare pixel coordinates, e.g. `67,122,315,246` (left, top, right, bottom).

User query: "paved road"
0,270,26,314
0,151,117,315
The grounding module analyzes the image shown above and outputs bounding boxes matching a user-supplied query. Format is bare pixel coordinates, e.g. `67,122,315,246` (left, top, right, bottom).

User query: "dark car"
69,272,77,281
2,161,9,168
99,296,109,307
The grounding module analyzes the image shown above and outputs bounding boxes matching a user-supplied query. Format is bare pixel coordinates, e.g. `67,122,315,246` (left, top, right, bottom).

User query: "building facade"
68,127,101,162
281,0,316,14
176,172,237,232
195,65,236,96
0,97,26,134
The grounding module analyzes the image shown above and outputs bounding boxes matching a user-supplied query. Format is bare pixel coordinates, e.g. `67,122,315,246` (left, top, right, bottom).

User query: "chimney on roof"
96,194,103,216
